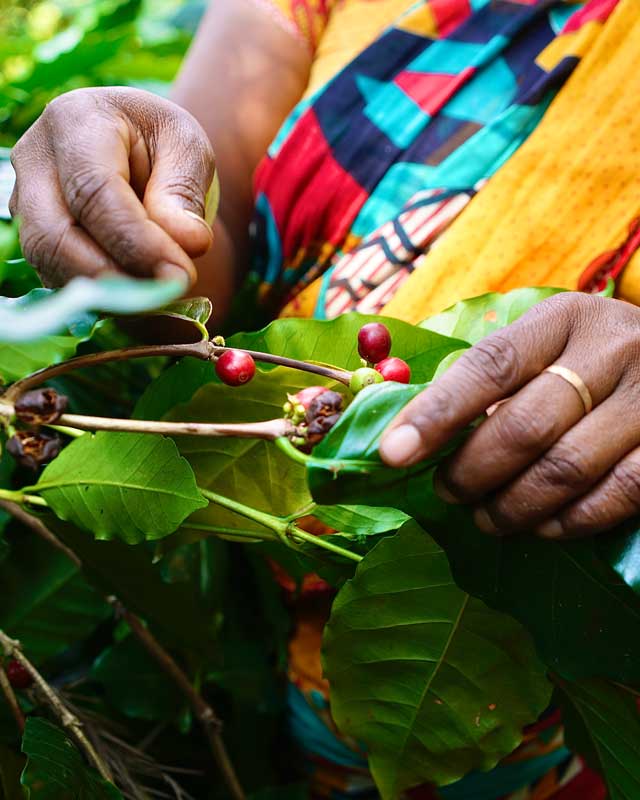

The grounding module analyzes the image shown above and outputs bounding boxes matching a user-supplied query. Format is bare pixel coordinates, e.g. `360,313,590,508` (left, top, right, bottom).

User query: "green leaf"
229,312,466,383
309,382,640,683
0,277,183,343
170,369,322,534
52,519,216,656
420,287,564,345
35,432,207,544
20,717,122,799
121,296,213,343
313,505,409,535
133,357,215,420
558,679,640,799
91,635,185,722
323,523,552,798
0,288,98,382
0,530,109,664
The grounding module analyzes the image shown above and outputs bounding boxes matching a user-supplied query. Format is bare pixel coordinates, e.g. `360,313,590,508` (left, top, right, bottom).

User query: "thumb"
143,117,216,260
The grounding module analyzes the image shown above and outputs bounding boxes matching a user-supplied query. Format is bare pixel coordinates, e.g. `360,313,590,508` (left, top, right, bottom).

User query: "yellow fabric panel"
383,0,640,324
535,20,602,71
306,0,417,94
395,4,439,37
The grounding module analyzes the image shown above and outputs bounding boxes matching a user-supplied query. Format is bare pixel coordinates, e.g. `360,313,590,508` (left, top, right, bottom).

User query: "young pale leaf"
309,383,640,683
34,432,207,544
323,523,551,798
20,717,122,799
420,287,564,345
119,296,213,343
0,276,183,343
558,679,640,800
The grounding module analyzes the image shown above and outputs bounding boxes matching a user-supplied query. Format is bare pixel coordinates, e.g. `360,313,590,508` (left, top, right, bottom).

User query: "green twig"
0,488,48,508
287,524,363,563
275,436,312,465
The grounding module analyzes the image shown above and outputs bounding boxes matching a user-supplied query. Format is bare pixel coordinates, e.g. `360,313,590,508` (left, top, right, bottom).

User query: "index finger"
379,296,575,467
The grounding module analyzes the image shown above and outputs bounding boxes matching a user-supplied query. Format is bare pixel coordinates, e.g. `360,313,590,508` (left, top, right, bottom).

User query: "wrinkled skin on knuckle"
533,444,593,494
463,334,521,393
492,404,554,455
609,460,640,510
63,168,116,225
19,222,68,284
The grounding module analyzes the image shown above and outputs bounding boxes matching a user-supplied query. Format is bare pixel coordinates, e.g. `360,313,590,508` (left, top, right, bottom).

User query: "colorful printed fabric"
247,0,624,797
250,0,618,323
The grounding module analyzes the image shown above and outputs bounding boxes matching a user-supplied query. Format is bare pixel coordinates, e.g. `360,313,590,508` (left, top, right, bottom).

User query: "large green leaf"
323,523,551,798
91,635,185,722
34,432,207,544
20,717,122,799
309,383,640,683
0,277,183,343
170,368,323,534
133,357,215,420
229,312,466,382
420,287,564,344
0,530,109,664
558,679,640,800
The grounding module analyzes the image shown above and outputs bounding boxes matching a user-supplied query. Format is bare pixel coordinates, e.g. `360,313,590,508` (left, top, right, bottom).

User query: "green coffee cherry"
350,367,384,394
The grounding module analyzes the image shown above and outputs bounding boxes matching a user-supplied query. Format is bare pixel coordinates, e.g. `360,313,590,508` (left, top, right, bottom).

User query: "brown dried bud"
306,412,342,446
6,430,63,470
306,390,343,424
15,388,68,426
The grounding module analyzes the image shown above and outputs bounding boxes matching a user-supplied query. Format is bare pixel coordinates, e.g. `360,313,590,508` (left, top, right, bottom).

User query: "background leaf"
323,522,551,798
557,678,640,800
35,432,207,544
420,287,564,344
0,528,109,664
20,717,122,799
0,277,184,343
313,504,409,535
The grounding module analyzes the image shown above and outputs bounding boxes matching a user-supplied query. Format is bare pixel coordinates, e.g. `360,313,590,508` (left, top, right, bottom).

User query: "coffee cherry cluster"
284,387,344,451
351,323,411,393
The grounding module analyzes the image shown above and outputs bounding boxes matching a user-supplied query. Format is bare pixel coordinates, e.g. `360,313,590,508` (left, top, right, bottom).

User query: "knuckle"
20,223,65,270
536,444,592,492
8,188,18,218
610,460,640,509
493,405,552,454
158,173,206,215
63,167,114,223
464,335,521,392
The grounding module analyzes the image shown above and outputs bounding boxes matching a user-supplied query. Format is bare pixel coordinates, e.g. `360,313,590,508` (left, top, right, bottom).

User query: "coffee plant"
0,265,638,800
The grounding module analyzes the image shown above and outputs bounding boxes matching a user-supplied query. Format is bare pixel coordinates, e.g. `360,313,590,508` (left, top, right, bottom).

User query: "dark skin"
9,1,640,542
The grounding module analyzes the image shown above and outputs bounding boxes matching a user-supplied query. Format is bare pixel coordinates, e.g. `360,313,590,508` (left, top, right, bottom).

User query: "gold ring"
543,365,593,414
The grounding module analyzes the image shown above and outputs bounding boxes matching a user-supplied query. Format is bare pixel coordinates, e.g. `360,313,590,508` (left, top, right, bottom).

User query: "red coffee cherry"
215,350,256,386
375,357,411,384
6,659,32,690
357,323,391,364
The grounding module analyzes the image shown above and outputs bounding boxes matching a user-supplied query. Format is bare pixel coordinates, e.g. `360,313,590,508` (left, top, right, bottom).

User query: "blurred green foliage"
0,0,207,147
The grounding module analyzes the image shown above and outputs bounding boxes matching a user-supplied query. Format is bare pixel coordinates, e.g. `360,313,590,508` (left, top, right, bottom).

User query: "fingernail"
184,209,213,237
155,262,190,285
473,507,502,536
536,519,564,539
379,424,422,466
433,473,462,504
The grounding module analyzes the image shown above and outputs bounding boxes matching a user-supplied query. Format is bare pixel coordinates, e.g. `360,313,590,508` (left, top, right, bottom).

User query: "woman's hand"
9,87,215,287
380,292,640,539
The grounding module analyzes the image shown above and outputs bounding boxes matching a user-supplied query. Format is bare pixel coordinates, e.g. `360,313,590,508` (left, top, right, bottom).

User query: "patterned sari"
243,0,640,796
